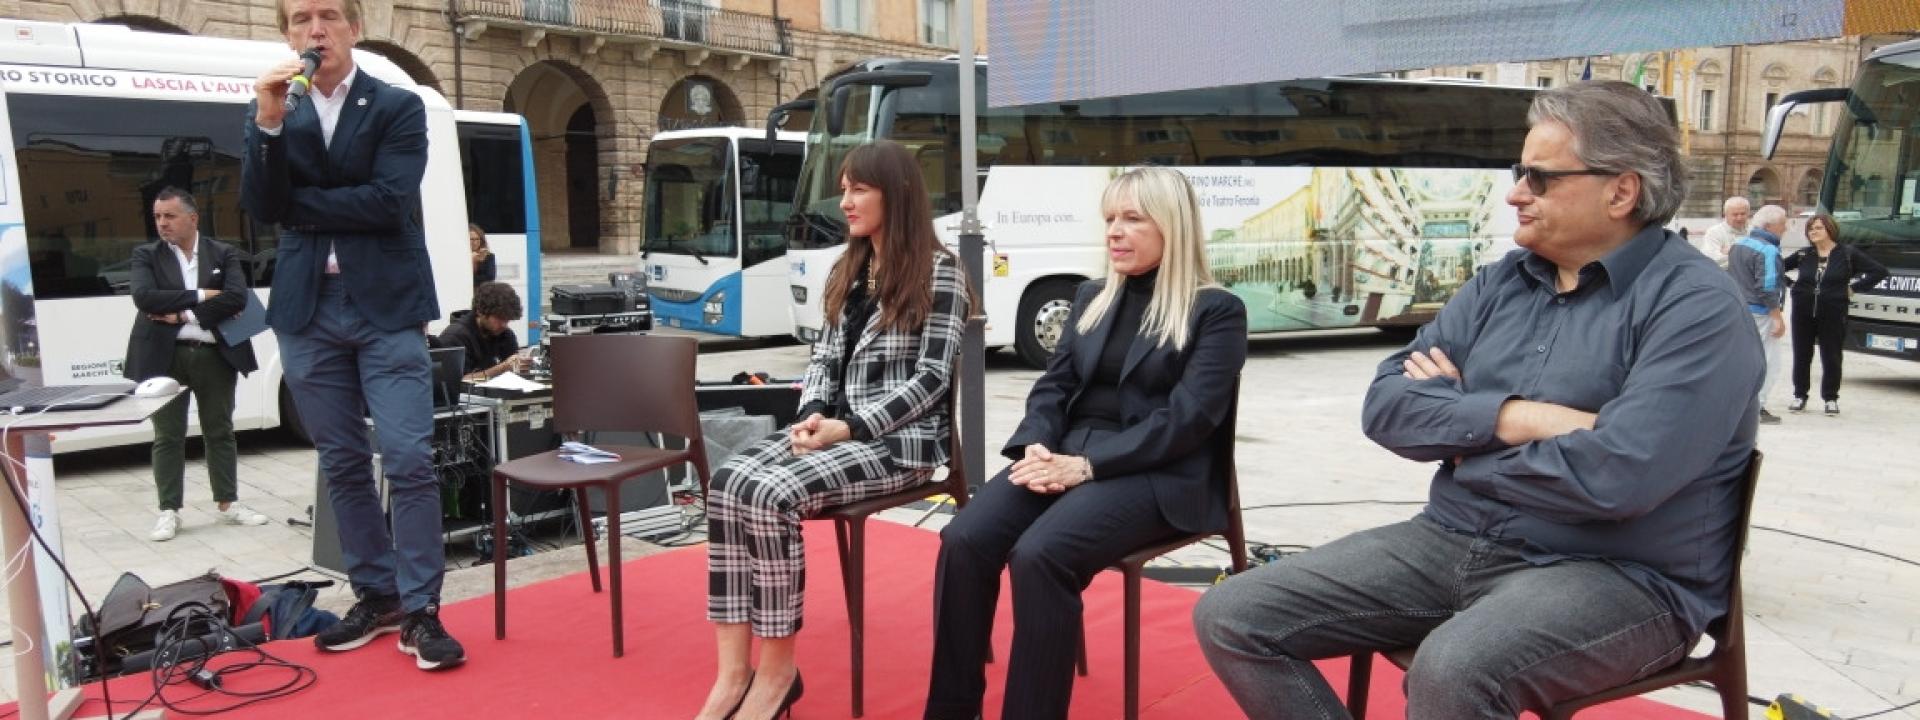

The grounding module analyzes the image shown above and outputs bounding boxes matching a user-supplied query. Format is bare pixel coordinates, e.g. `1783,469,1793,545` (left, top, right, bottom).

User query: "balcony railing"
458,0,792,58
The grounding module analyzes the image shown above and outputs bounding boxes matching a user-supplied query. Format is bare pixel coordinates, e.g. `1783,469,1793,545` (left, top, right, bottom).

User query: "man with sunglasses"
1196,81,1763,719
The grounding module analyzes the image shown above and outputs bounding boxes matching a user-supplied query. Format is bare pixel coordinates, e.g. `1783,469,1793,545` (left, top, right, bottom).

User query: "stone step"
540,252,640,289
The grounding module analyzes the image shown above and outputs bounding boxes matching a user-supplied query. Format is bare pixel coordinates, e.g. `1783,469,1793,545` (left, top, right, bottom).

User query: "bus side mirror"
765,98,815,145
1762,87,1848,160
823,70,933,137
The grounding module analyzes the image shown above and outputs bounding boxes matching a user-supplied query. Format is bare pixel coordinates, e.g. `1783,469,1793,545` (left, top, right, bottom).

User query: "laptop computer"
0,381,135,413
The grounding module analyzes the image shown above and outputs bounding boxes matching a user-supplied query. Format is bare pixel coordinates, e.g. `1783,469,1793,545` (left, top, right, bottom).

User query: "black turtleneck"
1069,267,1157,427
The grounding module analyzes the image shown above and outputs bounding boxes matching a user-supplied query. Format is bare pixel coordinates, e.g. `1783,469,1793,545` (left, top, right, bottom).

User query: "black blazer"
241,71,439,334
1003,280,1248,534
124,237,259,380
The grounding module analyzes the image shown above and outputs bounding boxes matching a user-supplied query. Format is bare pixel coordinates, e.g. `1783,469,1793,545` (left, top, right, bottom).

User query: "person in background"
1694,195,1750,269
470,223,495,285
1784,212,1888,415
127,187,265,542
1729,204,1789,424
435,281,528,382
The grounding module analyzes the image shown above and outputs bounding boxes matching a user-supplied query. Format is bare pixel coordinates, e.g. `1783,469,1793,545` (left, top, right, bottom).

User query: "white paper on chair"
559,441,621,464
479,371,548,392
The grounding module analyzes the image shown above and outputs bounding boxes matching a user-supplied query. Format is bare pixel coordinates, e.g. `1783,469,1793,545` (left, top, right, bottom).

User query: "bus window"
7,94,275,297
459,123,529,235
643,137,737,258
740,141,802,267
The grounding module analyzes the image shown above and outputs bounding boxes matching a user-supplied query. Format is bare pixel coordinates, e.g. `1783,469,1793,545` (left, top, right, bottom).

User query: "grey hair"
1527,81,1688,226
1721,196,1750,213
1751,204,1788,230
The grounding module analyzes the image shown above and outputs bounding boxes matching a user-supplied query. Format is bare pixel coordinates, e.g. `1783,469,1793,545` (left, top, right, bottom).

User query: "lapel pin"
357,97,367,107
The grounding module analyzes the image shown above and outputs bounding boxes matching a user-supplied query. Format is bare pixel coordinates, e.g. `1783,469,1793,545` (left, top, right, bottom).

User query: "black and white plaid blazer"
799,251,968,469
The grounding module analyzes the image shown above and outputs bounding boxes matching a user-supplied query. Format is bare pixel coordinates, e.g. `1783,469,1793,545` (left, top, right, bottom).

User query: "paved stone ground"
4,329,1916,719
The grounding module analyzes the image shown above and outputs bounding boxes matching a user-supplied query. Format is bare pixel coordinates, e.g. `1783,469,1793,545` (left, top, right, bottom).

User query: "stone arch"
1812,67,1839,86
1797,168,1823,209
1696,59,1724,77
1761,63,1790,83
356,40,442,93
658,74,746,132
92,14,189,34
505,60,620,252
1747,167,1781,207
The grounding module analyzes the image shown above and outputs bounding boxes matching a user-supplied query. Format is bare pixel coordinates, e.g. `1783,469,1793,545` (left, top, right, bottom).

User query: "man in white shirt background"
1694,195,1751,268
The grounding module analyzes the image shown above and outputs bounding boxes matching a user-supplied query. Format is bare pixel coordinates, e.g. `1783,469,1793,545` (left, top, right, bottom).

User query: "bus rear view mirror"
1762,87,1848,160
825,70,932,137
765,97,815,146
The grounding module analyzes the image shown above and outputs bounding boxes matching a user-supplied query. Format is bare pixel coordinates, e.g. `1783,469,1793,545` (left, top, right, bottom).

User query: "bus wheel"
1016,280,1077,369
279,384,311,446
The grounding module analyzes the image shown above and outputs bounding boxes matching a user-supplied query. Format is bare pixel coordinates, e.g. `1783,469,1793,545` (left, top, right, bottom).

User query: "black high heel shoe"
771,670,804,719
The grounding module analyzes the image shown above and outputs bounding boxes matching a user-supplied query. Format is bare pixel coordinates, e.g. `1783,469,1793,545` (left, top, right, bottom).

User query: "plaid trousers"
707,430,934,637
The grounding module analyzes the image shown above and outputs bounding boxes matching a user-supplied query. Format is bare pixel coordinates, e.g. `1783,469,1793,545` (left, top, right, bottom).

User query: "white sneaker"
217,504,270,526
150,510,180,542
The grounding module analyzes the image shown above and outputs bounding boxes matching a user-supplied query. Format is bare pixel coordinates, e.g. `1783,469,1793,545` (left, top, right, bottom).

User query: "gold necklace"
866,259,878,287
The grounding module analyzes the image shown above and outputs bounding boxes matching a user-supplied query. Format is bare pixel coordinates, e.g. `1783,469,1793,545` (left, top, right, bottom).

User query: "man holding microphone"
241,0,464,670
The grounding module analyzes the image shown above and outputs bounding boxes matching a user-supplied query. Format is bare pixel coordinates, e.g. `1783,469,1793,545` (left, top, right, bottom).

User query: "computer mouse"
134,376,182,398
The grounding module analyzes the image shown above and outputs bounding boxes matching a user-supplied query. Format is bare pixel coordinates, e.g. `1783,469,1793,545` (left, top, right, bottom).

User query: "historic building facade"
0,0,982,254
1409,33,1918,218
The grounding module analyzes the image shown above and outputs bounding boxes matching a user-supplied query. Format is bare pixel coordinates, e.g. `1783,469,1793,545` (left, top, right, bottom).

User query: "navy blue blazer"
1003,280,1248,534
124,237,259,380
240,71,439,334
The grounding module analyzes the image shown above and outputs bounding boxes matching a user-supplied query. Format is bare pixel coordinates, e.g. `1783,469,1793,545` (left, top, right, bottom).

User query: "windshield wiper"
687,244,710,265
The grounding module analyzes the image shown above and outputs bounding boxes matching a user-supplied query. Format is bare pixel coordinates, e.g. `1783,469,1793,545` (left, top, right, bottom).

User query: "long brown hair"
822,141,971,333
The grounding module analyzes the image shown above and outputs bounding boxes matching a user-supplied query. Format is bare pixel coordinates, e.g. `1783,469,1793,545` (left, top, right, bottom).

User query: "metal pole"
955,0,985,491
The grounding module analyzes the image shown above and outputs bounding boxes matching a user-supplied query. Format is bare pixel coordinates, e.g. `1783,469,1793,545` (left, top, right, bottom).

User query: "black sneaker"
1824,400,1839,415
1788,397,1807,413
397,605,465,671
314,595,403,652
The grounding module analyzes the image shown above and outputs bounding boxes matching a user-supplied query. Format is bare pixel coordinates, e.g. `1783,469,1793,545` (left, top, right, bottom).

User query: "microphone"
282,48,325,113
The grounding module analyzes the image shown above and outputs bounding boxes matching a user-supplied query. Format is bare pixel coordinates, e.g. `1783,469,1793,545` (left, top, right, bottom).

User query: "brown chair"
1344,450,1764,719
1078,390,1249,720
817,381,971,718
490,334,713,658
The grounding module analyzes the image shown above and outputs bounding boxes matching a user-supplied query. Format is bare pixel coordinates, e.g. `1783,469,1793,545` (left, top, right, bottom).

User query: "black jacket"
1783,244,1889,311
1003,280,1248,534
124,238,259,380
434,310,518,378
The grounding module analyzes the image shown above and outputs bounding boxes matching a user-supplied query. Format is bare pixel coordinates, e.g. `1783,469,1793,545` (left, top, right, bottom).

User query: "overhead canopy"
986,0,1920,107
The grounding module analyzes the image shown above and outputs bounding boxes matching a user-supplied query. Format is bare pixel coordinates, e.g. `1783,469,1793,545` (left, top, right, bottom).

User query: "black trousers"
1790,301,1847,402
926,427,1181,720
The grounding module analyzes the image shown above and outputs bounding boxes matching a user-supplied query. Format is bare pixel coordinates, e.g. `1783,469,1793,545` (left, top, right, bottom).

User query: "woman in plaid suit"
698,140,974,720
925,167,1248,720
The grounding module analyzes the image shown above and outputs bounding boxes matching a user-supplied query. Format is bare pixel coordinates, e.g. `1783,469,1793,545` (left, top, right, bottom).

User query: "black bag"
77,571,229,675
550,284,631,315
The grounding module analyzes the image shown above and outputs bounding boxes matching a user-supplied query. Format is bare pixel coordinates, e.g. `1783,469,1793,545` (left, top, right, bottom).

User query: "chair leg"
846,518,868,718
576,487,601,593
492,472,509,640
1345,654,1372,719
1123,568,1143,720
1717,659,1749,720
607,482,624,658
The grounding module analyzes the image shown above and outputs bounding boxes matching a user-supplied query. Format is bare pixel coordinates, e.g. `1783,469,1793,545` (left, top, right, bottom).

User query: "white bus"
785,59,1537,367
0,20,538,451
641,127,804,337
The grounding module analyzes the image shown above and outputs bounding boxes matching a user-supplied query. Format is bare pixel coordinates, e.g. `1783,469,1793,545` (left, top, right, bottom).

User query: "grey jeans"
1192,517,1691,719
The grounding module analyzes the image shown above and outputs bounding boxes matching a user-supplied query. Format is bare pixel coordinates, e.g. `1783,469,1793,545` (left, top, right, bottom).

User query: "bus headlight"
704,292,726,325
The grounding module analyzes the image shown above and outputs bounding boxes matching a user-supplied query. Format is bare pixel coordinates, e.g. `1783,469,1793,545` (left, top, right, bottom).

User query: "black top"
1783,243,1890,308
474,253,497,285
1070,268,1157,427
830,265,878,417
434,310,519,377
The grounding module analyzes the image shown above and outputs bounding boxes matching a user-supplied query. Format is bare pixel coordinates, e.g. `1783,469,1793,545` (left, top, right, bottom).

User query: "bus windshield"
1824,51,1920,253
789,84,874,250
738,138,804,267
644,136,737,258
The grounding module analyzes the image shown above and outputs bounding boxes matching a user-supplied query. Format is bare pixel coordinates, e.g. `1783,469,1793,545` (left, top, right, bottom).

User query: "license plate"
1866,334,1910,352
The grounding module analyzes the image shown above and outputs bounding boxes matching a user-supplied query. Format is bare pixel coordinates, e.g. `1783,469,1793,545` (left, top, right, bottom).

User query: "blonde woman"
924,167,1248,720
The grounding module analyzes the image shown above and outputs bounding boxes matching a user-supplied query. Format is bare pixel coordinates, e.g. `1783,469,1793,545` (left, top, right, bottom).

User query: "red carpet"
16,522,1713,719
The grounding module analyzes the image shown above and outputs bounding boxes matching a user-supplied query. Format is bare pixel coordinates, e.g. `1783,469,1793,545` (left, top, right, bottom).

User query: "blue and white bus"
0,20,541,450
642,127,804,337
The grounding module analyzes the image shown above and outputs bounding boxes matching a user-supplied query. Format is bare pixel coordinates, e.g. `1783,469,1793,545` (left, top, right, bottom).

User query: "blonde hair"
1075,167,1216,350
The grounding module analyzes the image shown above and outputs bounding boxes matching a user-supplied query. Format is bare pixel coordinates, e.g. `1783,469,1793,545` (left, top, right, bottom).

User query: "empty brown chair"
817,380,970,718
1344,450,1763,719
490,334,712,658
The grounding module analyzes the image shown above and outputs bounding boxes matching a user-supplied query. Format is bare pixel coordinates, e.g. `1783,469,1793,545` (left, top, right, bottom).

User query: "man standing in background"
1729,204,1789,424
1694,196,1750,269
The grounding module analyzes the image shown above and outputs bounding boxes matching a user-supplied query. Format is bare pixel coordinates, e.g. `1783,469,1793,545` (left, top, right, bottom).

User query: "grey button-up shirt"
1362,225,1763,638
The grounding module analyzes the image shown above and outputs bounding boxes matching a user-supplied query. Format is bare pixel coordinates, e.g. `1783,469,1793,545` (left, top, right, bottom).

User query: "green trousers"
151,342,239,511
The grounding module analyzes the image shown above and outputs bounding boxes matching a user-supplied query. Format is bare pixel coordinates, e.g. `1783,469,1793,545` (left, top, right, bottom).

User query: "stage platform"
11,522,1714,719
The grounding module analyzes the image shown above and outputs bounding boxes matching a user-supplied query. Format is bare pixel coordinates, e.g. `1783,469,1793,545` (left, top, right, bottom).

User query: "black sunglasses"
1511,164,1616,195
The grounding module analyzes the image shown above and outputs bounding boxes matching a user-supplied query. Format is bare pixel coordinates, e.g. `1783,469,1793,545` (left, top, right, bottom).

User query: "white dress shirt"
167,236,219,344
